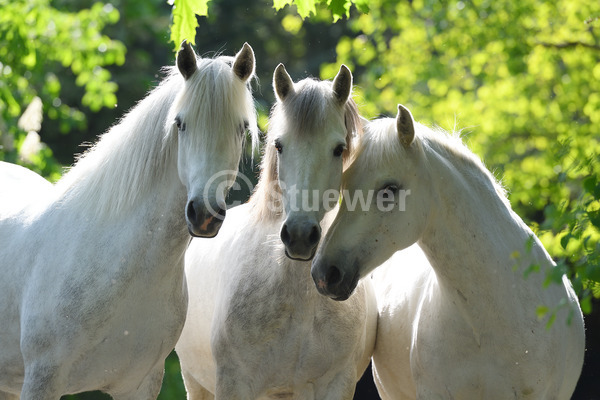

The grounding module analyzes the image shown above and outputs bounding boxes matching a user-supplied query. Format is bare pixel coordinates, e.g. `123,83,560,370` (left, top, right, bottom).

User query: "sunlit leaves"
271,0,361,19
168,0,210,48
351,0,369,14
0,0,125,177
292,0,317,19
273,0,294,12
169,0,369,50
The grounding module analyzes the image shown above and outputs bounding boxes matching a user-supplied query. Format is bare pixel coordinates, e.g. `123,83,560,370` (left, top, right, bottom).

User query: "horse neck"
417,144,553,300
55,78,185,234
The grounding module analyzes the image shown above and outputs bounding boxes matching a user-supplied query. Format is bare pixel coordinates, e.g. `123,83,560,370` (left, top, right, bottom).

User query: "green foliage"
0,0,125,179
158,351,187,399
168,0,211,47
168,0,367,50
272,0,368,20
322,0,600,307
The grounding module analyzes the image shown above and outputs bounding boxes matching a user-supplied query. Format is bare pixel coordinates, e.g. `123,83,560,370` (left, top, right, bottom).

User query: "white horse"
175,64,378,400
311,105,585,399
0,162,53,213
0,41,257,400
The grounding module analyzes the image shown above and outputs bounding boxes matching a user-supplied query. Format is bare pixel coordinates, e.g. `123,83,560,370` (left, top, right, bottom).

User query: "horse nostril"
280,223,291,246
326,265,342,286
186,201,197,223
308,225,320,246
217,206,226,220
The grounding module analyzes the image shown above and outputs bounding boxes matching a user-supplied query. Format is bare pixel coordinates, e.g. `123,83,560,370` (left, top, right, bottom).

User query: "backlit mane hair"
353,117,508,205
54,55,258,219
250,78,362,221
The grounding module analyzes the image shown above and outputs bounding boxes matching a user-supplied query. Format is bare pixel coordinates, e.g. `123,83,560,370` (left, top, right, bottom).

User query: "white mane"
54,56,258,219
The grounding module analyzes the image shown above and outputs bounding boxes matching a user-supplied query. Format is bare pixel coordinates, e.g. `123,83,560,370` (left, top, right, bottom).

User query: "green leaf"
583,175,598,195
560,233,572,250
292,0,317,19
525,235,535,252
351,0,369,14
328,0,350,20
588,209,600,229
273,0,293,10
524,263,540,279
545,312,557,329
169,0,211,49
585,262,600,282
536,305,549,319
580,295,592,314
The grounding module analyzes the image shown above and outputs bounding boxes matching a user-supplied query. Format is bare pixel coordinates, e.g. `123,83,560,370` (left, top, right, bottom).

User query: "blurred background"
1,0,598,398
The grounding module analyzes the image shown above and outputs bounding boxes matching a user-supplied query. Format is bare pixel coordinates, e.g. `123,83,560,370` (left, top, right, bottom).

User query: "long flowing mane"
54,56,258,219
354,119,509,206
249,78,362,221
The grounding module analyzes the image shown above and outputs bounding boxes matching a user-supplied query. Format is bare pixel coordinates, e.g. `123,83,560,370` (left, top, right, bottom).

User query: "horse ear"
396,104,415,146
233,42,255,82
332,64,352,104
273,63,294,101
177,40,198,81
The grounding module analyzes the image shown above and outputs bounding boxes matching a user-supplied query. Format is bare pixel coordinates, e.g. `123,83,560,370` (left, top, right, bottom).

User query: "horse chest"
222,276,313,346
216,270,364,376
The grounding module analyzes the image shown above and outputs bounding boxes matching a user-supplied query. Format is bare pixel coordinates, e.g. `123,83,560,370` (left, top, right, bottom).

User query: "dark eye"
333,144,345,157
274,139,283,154
379,183,399,200
175,116,186,132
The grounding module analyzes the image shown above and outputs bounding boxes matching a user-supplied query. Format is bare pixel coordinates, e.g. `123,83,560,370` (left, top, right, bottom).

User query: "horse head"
311,105,432,300
268,63,359,260
171,40,257,237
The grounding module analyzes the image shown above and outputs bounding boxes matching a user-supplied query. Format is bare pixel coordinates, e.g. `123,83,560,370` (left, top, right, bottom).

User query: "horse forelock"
274,79,334,134
166,56,258,153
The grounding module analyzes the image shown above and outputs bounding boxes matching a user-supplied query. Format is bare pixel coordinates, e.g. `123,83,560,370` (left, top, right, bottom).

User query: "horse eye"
379,184,399,199
333,144,345,157
274,139,283,154
175,116,186,132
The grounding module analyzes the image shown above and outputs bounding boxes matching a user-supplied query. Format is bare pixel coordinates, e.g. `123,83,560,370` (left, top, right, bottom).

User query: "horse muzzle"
280,216,321,261
185,198,226,238
310,259,358,301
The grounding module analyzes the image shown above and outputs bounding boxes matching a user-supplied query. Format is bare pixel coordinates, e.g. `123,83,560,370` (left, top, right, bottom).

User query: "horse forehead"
275,107,347,146
277,89,345,133
344,149,392,187
178,62,247,111
353,128,410,169
284,123,347,146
